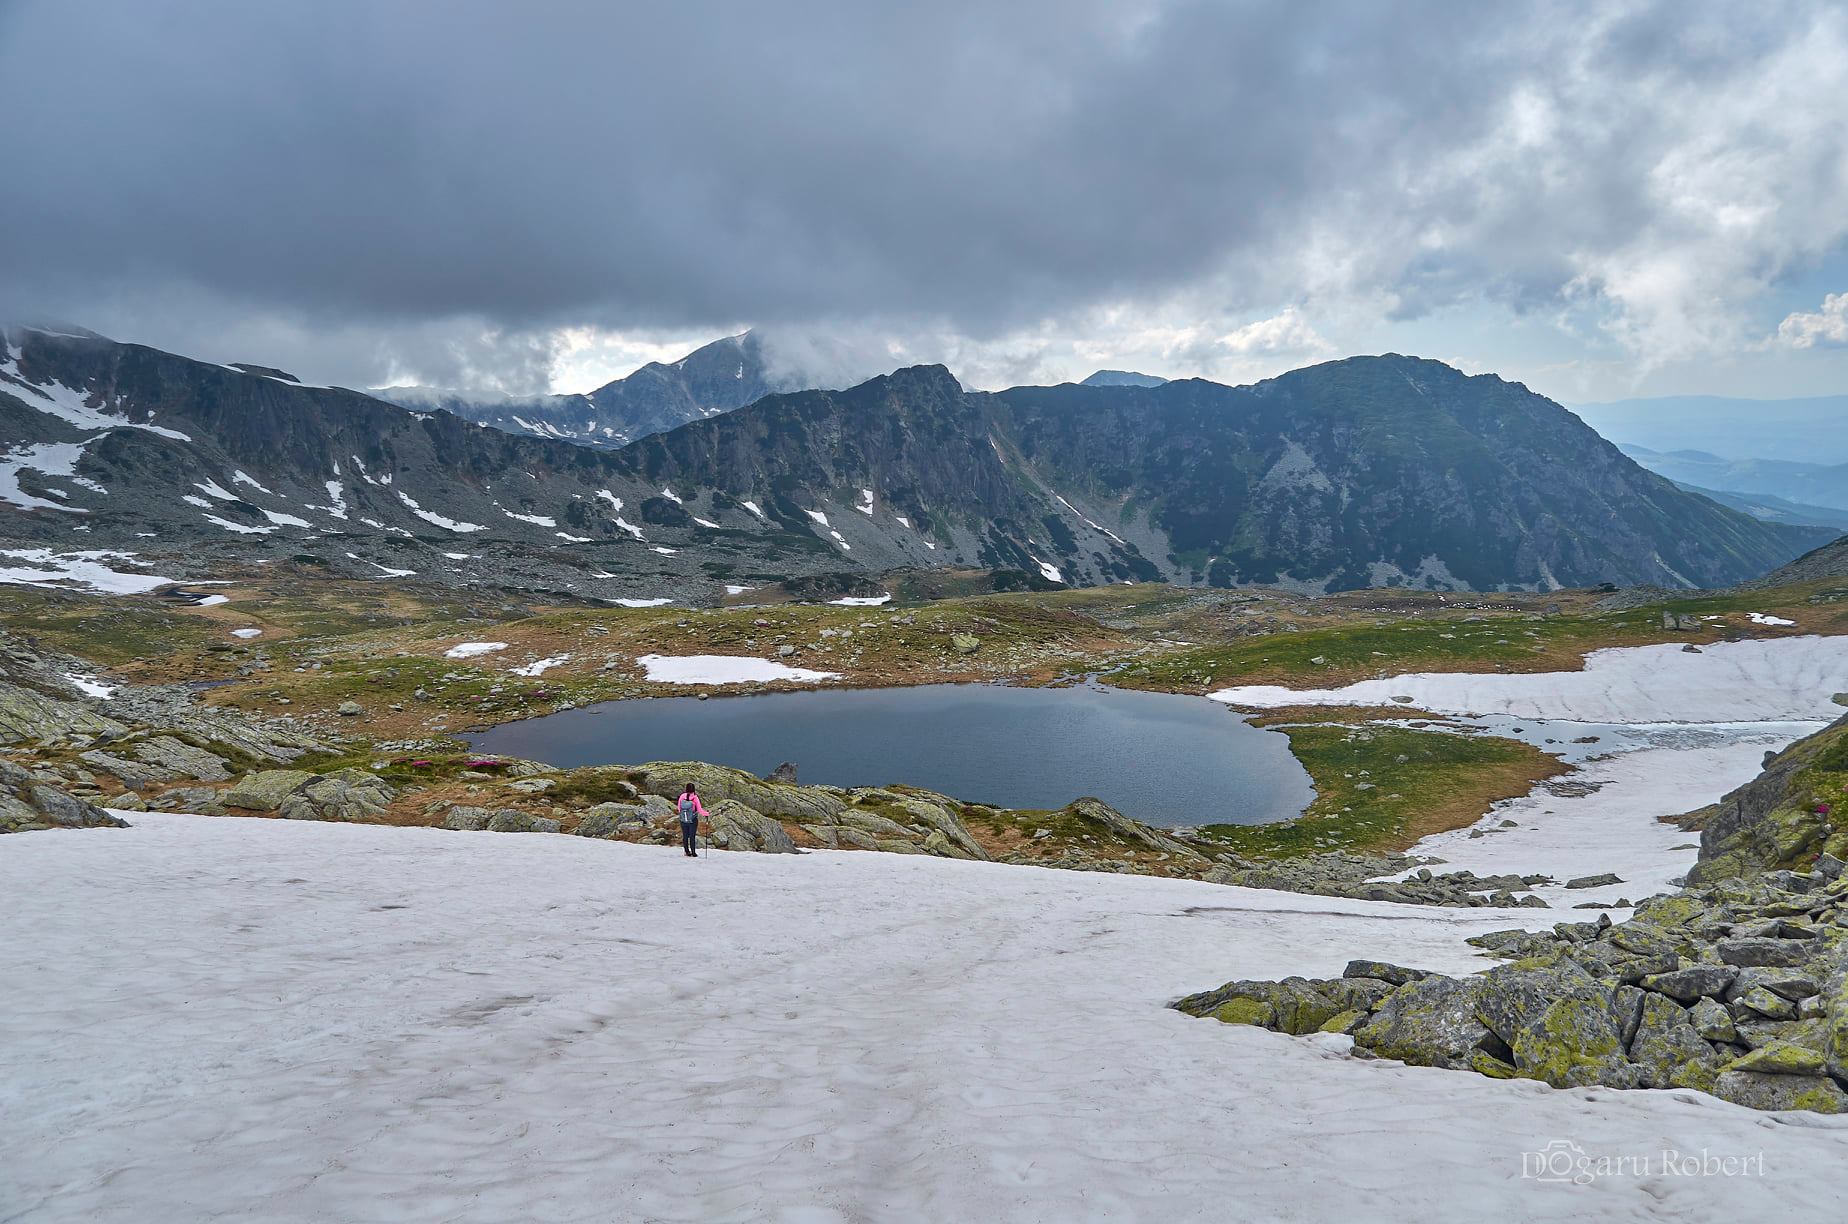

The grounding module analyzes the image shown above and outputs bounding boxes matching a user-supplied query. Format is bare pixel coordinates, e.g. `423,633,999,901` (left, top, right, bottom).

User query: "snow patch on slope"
635,654,840,685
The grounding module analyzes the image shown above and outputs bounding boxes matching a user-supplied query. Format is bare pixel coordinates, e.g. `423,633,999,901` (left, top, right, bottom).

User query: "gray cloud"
1,0,1844,392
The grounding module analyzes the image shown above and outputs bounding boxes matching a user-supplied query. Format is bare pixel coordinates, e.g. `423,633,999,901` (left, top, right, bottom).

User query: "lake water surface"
465,682,1315,827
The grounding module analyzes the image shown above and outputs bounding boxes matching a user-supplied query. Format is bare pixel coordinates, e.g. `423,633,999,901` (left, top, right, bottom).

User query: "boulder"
1474,965,1636,1088
279,770,396,822
951,633,981,654
1689,997,1738,1043
1175,978,1342,1036
1725,1040,1827,1076
765,762,799,785
1343,960,1431,987
486,810,561,834
706,800,798,853
1627,992,1721,1090
77,750,170,790
132,735,232,782
1717,937,1811,968
1565,873,1624,889
1640,965,1736,1003
1352,975,1493,1071
28,784,126,829
1711,1070,1848,1113
574,802,650,839
443,806,493,831
1735,985,1799,1021
222,769,321,811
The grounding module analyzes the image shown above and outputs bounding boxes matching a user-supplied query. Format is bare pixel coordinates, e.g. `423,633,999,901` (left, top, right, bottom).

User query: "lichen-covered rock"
1175,978,1342,1036
2,781,129,832
1063,796,1205,860
279,770,396,822
443,806,492,831
574,802,650,839
1725,1040,1827,1076
1717,937,1811,968
1640,965,1736,1003
486,809,561,834
132,735,232,782
1689,997,1738,1043
1711,1070,1848,1113
77,750,169,790
1343,960,1431,987
222,769,321,811
707,800,797,853
1627,992,1721,1090
1474,965,1636,1089
1352,976,1492,1070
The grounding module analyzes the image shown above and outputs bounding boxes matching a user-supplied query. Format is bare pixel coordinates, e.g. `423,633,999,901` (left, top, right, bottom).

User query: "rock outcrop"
1174,714,1848,1113
0,759,127,833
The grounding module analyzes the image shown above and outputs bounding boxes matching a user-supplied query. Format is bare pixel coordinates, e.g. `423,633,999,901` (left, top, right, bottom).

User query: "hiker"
677,782,708,857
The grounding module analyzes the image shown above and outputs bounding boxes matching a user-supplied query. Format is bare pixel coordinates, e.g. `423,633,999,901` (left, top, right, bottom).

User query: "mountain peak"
1081,369,1167,388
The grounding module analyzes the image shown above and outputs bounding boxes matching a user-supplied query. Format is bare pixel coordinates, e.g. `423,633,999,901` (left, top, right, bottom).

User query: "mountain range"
0,324,1834,601
1572,394,1848,466
1619,444,1848,515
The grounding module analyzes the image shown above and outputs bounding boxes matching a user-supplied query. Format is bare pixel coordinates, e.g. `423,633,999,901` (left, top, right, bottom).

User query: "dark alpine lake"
465,682,1315,828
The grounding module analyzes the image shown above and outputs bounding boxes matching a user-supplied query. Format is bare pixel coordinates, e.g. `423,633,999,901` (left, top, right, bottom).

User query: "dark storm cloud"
0,0,1843,388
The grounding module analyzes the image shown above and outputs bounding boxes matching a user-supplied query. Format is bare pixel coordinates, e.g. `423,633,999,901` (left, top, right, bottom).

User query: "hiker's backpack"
679,795,698,823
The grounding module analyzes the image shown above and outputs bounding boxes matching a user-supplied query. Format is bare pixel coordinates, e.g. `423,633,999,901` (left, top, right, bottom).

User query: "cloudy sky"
3,0,1846,402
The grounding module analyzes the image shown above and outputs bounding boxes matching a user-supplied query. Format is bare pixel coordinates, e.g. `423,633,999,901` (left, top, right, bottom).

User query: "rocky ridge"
1174,713,1848,1113
3,326,1825,600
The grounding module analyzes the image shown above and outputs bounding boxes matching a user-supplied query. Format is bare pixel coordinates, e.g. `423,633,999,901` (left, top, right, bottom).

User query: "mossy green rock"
486,810,561,834
707,800,798,853
1711,1070,1848,1113
1725,1040,1827,1076
1211,997,1275,1026
222,769,321,811
1352,976,1490,1070
1475,966,1637,1088
1627,992,1720,1091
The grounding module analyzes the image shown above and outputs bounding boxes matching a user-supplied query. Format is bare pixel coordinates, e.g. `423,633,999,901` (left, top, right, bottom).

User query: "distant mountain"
2,328,1826,596
1080,369,1167,388
1663,480,1848,532
372,386,603,441
627,354,1829,592
380,331,798,449
1619,444,1848,513
1573,394,1848,465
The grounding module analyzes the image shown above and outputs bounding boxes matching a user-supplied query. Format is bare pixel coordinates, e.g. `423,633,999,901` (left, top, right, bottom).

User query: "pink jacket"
677,792,708,821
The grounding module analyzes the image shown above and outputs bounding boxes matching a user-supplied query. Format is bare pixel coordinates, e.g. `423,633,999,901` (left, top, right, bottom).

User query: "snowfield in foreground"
6,810,1848,1223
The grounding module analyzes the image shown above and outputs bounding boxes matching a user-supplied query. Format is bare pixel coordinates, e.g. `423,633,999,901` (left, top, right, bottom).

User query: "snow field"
1210,635,1848,724
4,813,1845,1223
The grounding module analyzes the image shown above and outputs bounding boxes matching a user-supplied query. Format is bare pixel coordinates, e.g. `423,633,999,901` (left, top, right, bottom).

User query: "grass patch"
1201,723,1564,856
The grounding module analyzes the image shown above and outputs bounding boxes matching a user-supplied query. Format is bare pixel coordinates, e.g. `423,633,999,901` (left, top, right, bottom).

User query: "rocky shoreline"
1176,713,1848,1113
2,628,1573,908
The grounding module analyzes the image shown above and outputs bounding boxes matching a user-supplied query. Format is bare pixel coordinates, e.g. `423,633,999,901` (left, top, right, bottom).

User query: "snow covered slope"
6,811,1847,1222
1210,634,1848,723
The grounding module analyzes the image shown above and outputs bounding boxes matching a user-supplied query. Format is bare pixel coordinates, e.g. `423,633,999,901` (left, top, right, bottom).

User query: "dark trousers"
681,822,698,854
